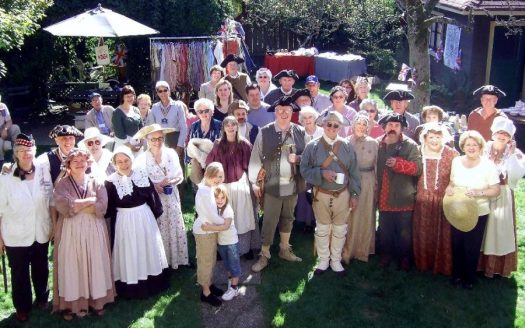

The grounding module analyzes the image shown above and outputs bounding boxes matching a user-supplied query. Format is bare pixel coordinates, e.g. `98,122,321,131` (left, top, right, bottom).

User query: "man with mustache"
229,100,259,144
376,113,422,271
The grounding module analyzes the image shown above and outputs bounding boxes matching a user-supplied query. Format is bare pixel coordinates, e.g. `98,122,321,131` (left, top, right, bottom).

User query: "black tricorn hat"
267,95,300,112
274,69,299,81
220,54,245,68
383,90,415,102
48,125,83,139
291,89,311,102
472,85,506,98
378,112,408,128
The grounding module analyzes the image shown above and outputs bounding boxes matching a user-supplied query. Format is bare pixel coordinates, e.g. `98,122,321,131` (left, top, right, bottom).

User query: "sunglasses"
326,122,340,129
157,89,169,93
86,140,101,147
196,108,211,115
149,136,165,143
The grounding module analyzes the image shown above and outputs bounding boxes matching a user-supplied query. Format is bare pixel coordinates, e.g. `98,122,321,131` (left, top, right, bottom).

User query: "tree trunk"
405,0,432,114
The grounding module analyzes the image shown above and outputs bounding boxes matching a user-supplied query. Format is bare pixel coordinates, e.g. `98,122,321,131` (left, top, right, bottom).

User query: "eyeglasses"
332,95,345,99
366,109,377,113
157,89,169,93
196,108,211,115
86,140,101,147
149,136,165,143
326,122,340,129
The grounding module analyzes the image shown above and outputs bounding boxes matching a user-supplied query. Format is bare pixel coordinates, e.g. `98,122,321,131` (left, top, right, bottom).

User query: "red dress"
413,146,457,275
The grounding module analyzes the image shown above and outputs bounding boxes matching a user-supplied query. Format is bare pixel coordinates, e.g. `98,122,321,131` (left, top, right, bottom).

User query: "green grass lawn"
1,174,524,327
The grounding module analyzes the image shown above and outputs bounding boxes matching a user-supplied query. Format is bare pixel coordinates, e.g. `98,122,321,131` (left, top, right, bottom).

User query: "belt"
359,166,374,172
315,186,348,198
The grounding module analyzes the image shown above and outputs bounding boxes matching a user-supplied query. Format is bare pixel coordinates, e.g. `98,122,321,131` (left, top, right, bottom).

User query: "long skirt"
56,212,115,314
113,204,169,298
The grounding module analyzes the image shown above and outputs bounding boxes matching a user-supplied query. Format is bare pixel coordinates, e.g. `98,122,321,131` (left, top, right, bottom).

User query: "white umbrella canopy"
43,3,159,37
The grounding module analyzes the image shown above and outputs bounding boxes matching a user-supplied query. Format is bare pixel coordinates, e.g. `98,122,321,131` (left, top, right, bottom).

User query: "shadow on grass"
259,227,519,328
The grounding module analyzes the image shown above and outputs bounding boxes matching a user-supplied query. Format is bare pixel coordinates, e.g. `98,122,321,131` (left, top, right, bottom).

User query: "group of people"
0,54,523,319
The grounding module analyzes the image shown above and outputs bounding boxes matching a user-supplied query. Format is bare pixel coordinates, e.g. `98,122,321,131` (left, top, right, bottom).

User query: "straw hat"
78,127,112,149
443,187,479,232
133,123,176,140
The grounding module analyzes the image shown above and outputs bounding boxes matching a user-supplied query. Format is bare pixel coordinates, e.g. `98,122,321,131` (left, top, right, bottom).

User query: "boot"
330,224,348,276
251,246,271,272
314,223,331,275
279,232,302,262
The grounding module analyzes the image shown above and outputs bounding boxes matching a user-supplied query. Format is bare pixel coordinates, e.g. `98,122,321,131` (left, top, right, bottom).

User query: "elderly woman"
339,79,356,105
112,85,144,155
349,77,371,111
199,65,225,101
205,116,260,257
255,67,277,100
342,114,379,263
478,117,525,278
137,93,154,126
323,86,357,137
105,146,168,298
445,130,500,289
134,124,188,270
186,98,222,184
214,80,234,122
295,106,322,232
78,127,115,178
0,134,53,322
359,98,384,138
412,123,458,275
53,149,114,320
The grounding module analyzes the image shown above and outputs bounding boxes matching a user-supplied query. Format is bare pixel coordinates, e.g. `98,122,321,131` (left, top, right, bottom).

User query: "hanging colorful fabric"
95,38,110,66
112,43,128,67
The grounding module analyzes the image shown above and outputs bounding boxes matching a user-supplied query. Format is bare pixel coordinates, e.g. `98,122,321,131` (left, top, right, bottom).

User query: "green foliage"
0,0,53,79
246,0,403,79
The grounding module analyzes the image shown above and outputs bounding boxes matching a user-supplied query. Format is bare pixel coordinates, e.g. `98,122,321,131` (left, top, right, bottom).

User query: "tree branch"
423,15,456,28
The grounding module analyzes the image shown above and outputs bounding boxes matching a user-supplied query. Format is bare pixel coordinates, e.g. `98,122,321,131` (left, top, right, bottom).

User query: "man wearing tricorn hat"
249,95,308,272
376,113,422,271
221,54,251,102
383,90,420,140
300,111,361,276
467,85,507,141
264,69,299,106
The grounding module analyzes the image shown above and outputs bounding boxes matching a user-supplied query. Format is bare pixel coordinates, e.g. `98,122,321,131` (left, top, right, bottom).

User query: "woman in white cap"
445,130,500,289
134,124,188,270
78,127,115,178
53,149,114,320
105,146,168,298
412,122,458,275
478,117,525,278
343,114,379,264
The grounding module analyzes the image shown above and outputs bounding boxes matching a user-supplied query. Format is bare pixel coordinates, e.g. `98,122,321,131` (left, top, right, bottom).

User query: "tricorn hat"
378,112,408,128
443,187,479,232
48,125,83,139
472,85,506,98
274,69,299,81
383,90,414,102
267,96,300,112
291,89,311,102
220,54,245,68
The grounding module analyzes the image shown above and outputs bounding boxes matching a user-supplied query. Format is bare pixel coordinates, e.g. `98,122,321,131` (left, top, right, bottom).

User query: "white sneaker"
221,287,239,301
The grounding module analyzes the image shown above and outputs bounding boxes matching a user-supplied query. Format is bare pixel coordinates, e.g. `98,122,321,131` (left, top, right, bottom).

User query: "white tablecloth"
314,52,367,82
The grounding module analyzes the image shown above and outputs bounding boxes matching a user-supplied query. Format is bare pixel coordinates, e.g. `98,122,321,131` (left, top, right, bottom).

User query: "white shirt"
193,184,225,234
217,205,238,245
0,162,53,246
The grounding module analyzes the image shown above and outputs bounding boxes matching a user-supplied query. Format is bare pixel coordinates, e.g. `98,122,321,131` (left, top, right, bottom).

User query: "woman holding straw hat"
53,149,114,320
105,146,168,298
412,122,458,275
445,130,500,289
478,117,525,278
134,124,189,270
78,127,115,179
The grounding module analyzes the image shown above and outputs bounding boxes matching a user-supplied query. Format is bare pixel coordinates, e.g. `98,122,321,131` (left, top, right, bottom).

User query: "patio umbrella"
43,3,159,37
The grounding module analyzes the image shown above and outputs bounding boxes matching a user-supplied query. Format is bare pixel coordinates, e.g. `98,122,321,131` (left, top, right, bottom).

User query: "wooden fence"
244,24,302,56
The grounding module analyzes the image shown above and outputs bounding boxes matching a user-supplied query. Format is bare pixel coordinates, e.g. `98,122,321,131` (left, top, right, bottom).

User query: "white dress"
135,147,189,269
